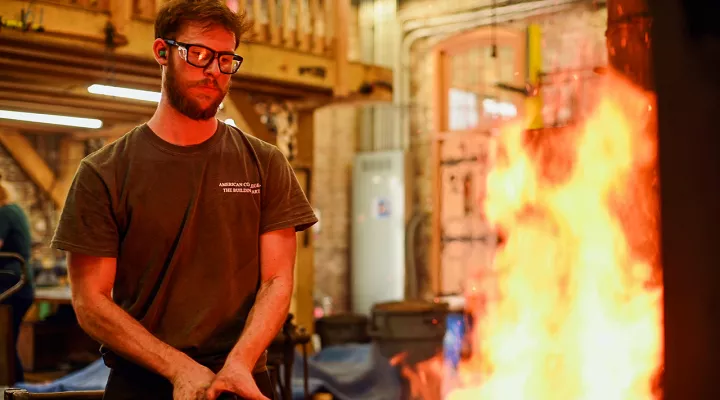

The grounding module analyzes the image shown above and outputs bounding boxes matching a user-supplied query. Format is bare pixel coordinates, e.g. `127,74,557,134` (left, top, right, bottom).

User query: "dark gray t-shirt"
50,121,317,372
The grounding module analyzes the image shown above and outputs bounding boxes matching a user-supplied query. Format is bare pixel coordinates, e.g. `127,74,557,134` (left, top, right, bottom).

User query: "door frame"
429,26,527,296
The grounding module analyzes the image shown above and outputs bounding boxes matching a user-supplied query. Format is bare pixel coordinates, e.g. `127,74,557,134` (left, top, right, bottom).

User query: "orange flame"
446,71,663,400
393,71,662,400
391,352,446,400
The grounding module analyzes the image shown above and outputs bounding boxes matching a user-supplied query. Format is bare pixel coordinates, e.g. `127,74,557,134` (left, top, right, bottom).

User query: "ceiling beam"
0,58,159,88
56,137,87,202
0,90,156,116
0,120,78,135
0,129,65,208
70,122,144,140
0,70,94,87
0,99,144,123
0,45,161,78
226,91,276,144
0,28,394,99
0,81,158,111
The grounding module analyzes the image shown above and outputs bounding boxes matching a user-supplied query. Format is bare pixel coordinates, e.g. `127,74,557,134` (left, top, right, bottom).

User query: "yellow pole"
526,24,544,129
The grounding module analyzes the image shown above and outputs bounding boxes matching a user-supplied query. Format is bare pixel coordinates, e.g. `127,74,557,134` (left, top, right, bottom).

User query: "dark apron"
102,356,277,400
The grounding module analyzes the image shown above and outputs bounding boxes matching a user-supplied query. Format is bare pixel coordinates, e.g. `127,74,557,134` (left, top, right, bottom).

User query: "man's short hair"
154,0,251,49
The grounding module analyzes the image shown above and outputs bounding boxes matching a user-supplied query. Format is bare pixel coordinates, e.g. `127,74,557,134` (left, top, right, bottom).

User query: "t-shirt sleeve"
50,160,119,258
260,148,318,234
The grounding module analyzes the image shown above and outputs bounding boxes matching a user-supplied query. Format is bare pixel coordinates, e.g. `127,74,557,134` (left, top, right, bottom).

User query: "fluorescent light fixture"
88,84,225,110
0,110,103,129
88,84,161,103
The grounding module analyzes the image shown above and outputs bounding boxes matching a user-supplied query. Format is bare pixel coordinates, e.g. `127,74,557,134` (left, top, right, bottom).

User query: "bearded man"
50,1,317,399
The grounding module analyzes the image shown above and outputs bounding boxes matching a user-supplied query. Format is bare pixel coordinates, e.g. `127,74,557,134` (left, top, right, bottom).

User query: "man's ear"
152,38,168,66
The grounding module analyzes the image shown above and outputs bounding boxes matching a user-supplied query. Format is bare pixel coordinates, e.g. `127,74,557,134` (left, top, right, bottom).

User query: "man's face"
164,23,235,120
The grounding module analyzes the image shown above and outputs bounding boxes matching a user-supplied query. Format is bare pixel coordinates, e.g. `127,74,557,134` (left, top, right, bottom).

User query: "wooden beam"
0,45,160,78
0,130,64,208
0,81,159,112
0,120,78,135
334,0,350,97
56,138,87,202
218,98,254,136
0,70,93,87
0,58,159,89
0,0,123,48
226,91,276,144
0,65,331,102
230,78,331,101
291,85,392,111
110,0,133,37
293,109,314,168
0,27,393,96
70,122,142,140
0,99,143,123
291,109,314,334
0,90,156,117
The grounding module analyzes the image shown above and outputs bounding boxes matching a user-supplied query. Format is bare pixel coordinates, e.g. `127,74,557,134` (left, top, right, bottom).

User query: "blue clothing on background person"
0,185,34,384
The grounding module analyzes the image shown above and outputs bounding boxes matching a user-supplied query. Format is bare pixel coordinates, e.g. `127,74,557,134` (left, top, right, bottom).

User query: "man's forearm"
74,294,194,381
227,276,293,369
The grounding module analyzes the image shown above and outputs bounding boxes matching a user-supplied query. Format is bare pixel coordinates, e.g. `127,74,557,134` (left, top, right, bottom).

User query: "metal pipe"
401,0,582,32
394,1,583,150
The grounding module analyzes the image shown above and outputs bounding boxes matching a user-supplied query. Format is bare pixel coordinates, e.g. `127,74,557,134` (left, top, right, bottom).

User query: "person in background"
50,0,317,399
0,174,34,384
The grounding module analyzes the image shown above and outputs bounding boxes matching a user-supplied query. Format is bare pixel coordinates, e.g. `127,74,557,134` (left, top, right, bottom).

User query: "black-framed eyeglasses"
163,39,244,74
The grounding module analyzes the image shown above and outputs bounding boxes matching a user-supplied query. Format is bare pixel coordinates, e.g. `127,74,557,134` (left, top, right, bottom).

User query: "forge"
396,0,715,399
449,0,664,398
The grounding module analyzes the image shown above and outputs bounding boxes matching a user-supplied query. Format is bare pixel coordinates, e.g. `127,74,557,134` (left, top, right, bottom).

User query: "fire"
394,71,663,400
451,71,663,399
391,352,445,400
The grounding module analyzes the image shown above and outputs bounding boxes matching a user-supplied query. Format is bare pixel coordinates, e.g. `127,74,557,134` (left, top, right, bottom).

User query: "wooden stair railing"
126,0,337,56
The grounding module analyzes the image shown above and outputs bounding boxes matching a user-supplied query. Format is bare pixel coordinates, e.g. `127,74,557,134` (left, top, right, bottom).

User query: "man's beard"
164,59,229,121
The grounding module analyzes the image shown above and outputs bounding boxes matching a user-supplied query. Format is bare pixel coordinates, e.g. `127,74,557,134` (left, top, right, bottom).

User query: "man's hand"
205,363,269,400
171,361,216,400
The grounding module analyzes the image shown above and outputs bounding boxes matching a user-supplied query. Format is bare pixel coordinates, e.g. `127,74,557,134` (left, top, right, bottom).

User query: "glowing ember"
451,71,663,399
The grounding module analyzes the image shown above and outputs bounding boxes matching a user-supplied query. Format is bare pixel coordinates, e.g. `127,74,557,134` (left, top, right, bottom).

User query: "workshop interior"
0,0,718,399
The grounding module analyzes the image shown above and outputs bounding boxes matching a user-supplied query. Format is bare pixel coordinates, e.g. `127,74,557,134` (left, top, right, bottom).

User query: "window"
448,88,479,131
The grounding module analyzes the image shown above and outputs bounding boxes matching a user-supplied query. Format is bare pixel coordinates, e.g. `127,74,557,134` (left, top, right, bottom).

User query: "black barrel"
369,300,449,365
315,313,371,348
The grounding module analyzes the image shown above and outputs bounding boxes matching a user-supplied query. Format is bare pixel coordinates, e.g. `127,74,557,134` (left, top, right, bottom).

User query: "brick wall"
253,95,359,313
307,1,609,307
312,105,358,313
535,4,608,126
305,4,364,313
405,3,608,296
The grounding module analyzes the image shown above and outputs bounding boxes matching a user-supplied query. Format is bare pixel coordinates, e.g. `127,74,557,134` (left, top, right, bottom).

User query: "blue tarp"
15,358,110,393
15,344,403,400
288,344,402,400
